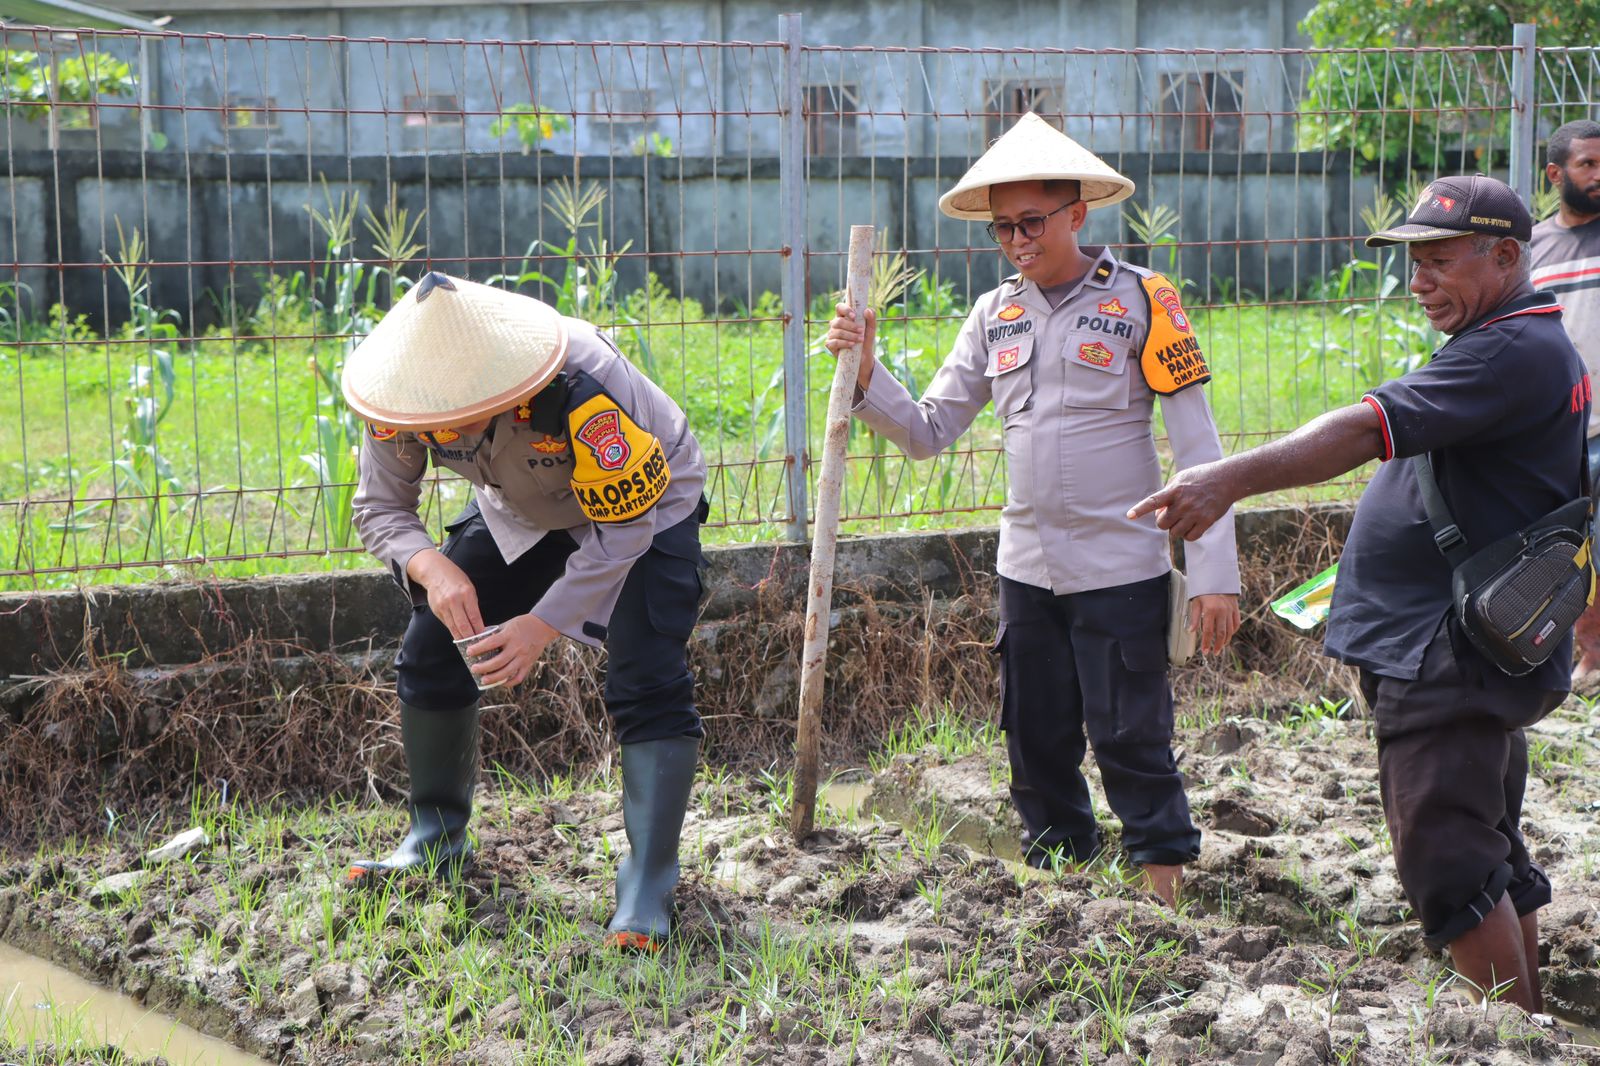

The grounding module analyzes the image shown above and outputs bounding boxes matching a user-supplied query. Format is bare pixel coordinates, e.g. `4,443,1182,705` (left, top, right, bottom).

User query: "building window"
1158,70,1243,151
805,83,859,156
983,81,1065,145
402,93,462,128
588,88,654,148
225,96,277,131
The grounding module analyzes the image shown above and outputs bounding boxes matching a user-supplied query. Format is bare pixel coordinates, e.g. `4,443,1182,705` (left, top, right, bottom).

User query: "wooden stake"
791,224,875,841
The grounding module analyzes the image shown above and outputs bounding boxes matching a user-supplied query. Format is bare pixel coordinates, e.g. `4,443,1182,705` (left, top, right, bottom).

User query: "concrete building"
0,0,1441,322
3,0,1319,158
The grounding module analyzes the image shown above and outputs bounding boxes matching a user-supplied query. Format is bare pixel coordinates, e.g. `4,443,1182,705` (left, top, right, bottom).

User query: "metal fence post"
778,12,809,542
1509,22,1537,204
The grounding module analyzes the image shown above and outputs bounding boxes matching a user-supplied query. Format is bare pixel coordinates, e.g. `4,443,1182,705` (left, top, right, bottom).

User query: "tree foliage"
0,49,136,129
1296,0,1600,166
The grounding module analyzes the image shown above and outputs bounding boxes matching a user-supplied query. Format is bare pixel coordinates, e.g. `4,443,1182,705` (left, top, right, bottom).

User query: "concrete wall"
10,147,1377,326
0,504,1354,689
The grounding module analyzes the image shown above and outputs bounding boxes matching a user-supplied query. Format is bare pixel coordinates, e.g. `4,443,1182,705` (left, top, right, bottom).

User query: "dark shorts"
997,573,1199,868
1359,616,1564,951
394,501,707,745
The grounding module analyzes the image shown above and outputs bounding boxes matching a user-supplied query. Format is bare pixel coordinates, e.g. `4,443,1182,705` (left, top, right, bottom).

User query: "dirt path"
4,694,1600,1065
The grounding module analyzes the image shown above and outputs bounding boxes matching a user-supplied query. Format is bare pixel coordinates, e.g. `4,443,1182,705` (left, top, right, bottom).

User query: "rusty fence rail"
0,19,1553,587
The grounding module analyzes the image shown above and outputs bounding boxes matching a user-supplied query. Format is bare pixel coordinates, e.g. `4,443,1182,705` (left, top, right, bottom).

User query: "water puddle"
820,776,1045,881
0,942,271,1066
1558,1015,1600,1048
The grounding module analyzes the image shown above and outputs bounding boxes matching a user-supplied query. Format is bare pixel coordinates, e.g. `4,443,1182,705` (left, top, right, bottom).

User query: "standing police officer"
824,114,1241,906
343,272,707,952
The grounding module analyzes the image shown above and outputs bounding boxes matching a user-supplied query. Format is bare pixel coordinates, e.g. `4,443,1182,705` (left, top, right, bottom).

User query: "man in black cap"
1128,175,1589,1013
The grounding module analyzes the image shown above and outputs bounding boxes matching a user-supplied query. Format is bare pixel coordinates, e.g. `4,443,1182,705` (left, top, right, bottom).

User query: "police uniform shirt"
352,318,707,646
1327,290,1589,689
851,246,1241,599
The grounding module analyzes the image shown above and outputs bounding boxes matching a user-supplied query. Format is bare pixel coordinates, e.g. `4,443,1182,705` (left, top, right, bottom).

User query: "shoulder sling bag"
1412,450,1597,676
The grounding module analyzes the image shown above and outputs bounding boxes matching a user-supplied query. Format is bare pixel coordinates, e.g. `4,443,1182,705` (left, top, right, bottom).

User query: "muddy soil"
4,692,1600,1065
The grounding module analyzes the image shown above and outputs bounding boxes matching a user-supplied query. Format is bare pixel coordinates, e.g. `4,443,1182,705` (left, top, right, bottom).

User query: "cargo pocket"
991,622,1015,731
644,549,703,640
1108,635,1174,744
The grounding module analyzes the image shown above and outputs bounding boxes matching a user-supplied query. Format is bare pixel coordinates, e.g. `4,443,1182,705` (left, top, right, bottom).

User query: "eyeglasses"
985,199,1080,244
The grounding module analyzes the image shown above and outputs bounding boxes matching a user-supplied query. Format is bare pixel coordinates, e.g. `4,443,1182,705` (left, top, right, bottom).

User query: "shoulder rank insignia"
567,393,671,523
1136,272,1210,395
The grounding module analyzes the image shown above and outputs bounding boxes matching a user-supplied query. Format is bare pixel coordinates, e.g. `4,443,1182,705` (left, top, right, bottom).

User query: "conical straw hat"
938,112,1135,220
342,272,568,431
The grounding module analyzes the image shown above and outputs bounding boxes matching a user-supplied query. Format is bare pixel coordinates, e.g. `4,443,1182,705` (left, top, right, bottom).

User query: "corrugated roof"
0,0,159,31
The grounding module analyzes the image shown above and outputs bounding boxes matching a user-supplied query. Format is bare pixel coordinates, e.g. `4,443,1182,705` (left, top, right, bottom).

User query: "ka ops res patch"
567,392,671,522
1136,272,1210,394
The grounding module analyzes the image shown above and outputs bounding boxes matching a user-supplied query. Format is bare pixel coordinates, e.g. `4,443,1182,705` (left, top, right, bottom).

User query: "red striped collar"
1461,290,1563,334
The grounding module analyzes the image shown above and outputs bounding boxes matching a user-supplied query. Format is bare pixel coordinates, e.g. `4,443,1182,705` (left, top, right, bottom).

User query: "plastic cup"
452,624,506,691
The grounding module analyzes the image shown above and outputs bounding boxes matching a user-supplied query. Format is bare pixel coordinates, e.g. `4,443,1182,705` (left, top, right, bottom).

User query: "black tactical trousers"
996,573,1200,868
395,503,705,744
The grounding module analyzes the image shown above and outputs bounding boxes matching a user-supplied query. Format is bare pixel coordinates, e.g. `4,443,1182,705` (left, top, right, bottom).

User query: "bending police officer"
343,272,708,952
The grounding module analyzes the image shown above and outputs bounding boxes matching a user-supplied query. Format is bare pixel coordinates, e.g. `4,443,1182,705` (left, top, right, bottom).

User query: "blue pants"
996,573,1200,868
394,503,706,745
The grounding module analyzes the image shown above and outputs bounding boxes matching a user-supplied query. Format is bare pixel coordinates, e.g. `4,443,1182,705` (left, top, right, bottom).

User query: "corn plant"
489,178,656,377
53,223,190,554
298,179,425,551
1123,201,1188,291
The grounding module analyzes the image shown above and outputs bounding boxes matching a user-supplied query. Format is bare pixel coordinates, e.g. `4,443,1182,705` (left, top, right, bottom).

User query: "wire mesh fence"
0,19,1550,588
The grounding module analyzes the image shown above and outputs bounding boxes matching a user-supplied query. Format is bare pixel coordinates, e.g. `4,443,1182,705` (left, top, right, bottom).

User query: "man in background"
1532,119,1600,679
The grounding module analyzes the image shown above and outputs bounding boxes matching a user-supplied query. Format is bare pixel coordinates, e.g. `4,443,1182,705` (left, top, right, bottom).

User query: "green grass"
1,269,1432,590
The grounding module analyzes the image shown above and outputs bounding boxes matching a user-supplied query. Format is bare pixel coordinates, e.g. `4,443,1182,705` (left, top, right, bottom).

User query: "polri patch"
997,303,1026,322
1097,298,1128,318
531,434,568,453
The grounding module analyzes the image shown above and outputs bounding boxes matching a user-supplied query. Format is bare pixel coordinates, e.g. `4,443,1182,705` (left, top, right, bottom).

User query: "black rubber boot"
605,736,700,950
346,700,479,884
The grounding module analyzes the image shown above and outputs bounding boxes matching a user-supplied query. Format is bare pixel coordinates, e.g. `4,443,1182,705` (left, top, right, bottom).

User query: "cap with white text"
1364,175,1533,247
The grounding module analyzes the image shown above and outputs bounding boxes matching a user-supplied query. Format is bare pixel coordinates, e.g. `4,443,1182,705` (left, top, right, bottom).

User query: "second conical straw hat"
342,272,568,431
938,112,1135,221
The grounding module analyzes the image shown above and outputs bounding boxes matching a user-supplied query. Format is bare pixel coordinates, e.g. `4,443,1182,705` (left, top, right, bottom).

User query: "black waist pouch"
1415,456,1596,677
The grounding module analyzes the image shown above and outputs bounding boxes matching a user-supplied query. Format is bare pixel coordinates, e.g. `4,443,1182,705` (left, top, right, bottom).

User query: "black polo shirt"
1325,289,1590,689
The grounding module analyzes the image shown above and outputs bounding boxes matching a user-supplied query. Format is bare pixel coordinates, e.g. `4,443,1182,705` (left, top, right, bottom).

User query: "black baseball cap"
1364,175,1533,247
